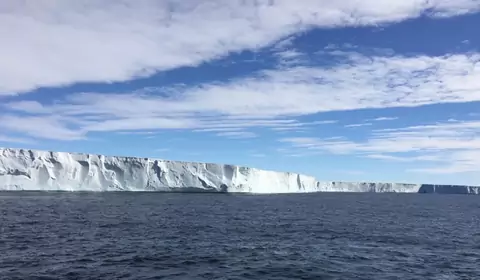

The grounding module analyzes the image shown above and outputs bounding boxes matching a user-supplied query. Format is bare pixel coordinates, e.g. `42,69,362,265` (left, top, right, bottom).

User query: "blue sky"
1,0,480,185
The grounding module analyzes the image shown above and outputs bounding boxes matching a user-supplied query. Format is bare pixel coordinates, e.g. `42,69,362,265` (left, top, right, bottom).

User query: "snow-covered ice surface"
0,148,479,194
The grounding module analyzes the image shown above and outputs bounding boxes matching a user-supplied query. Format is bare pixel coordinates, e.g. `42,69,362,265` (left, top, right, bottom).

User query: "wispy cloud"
3,49,480,141
345,123,373,128
281,119,480,174
216,131,257,139
270,120,338,131
116,131,158,135
407,151,480,173
0,115,85,141
1,0,480,95
1,1,480,162
193,127,244,133
369,117,399,121
0,135,36,145
365,154,441,162
275,49,306,66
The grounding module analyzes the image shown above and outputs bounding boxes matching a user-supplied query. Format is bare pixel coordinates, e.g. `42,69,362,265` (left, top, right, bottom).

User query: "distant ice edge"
0,148,478,194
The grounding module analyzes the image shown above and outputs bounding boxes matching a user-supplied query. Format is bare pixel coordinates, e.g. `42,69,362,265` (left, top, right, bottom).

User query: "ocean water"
1,192,479,280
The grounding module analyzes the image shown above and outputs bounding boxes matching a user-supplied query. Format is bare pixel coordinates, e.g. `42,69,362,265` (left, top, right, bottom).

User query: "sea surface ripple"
1,192,479,279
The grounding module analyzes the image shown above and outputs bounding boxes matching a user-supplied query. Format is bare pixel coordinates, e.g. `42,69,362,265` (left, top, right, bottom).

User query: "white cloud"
0,115,85,141
1,0,480,94
345,123,373,128
276,50,303,60
116,131,157,135
95,52,479,117
281,119,480,174
369,117,399,121
365,154,441,162
270,120,338,131
85,117,199,132
193,127,244,133
0,135,36,145
275,49,306,66
3,50,480,140
216,131,257,139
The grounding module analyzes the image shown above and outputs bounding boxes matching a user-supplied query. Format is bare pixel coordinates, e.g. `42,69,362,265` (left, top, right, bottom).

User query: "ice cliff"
0,148,478,194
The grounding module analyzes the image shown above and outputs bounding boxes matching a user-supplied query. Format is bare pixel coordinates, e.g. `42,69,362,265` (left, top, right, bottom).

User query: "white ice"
0,148,478,194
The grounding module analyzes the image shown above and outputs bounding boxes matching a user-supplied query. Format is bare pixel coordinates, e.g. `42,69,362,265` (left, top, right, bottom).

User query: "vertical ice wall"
0,148,478,194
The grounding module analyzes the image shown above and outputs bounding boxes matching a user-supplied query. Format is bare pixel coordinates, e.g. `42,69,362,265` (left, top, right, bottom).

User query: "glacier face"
0,148,478,194
0,148,319,193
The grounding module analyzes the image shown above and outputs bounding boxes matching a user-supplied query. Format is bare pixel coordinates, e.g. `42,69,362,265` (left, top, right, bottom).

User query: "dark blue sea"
1,192,479,280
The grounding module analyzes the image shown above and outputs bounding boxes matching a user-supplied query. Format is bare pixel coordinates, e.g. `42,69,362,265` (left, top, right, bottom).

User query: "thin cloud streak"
216,131,257,139
0,135,36,145
369,117,399,121
345,123,373,128
280,119,480,174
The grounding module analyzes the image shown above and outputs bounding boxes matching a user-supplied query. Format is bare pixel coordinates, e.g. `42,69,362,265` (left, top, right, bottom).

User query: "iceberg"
0,148,478,194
